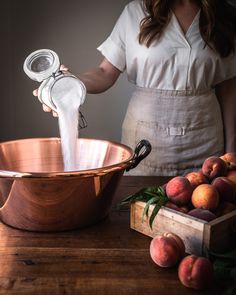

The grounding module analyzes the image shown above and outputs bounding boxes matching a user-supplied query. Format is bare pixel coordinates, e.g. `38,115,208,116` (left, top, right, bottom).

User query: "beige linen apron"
122,87,224,176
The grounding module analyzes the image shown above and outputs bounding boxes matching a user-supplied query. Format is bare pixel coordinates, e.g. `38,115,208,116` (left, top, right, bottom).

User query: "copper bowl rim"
0,137,135,179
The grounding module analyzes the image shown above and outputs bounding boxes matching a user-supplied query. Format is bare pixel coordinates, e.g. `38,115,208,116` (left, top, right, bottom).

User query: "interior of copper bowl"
0,138,134,174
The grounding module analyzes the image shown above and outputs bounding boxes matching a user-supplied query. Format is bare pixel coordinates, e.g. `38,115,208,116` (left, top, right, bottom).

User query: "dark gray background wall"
1,0,134,142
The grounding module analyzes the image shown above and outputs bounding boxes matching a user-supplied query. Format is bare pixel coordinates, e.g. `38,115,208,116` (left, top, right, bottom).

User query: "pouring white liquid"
51,76,84,171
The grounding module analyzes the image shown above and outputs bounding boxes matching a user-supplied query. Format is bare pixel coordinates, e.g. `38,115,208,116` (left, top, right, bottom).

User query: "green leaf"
142,196,159,222
144,191,160,198
149,203,162,229
116,191,149,210
116,185,168,228
117,186,166,209
149,194,168,229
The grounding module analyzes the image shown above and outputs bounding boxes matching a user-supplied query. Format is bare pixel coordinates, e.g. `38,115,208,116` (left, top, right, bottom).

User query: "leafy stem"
117,185,168,229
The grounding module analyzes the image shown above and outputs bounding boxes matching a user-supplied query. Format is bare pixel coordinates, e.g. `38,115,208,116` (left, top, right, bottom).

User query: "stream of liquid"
51,77,84,171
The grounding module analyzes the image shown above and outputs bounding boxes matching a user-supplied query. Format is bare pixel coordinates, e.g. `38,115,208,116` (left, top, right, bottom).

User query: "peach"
221,152,236,162
188,208,216,222
217,201,236,216
191,184,219,211
211,176,236,203
185,171,209,189
226,170,236,188
166,176,193,206
220,152,236,169
178,255,214,290
202,156,228,181
165,202,189,214
150,232,185,268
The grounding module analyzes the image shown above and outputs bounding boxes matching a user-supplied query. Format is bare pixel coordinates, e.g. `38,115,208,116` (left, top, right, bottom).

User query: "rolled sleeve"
97,4,128,72
97,37,126,72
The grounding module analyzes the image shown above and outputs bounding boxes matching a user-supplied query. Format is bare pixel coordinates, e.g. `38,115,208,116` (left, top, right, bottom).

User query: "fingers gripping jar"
23,49,86,116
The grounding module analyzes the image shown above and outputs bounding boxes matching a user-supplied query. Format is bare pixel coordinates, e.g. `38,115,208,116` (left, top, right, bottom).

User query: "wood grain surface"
0,176,224,294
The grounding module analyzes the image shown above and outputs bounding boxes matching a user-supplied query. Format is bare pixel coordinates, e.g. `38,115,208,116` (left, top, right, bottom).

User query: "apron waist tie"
134,86,213,97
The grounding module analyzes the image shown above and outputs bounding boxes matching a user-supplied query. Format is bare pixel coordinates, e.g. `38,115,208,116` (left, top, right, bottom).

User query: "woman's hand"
32,58,121,114
32,65,69,117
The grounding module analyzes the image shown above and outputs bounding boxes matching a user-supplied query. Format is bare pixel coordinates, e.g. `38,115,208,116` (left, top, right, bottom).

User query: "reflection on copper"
0,137,134,176
0,138,134,232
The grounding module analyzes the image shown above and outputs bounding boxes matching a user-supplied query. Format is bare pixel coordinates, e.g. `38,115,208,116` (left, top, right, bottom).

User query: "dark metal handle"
79,111,87,129
126,140,152,171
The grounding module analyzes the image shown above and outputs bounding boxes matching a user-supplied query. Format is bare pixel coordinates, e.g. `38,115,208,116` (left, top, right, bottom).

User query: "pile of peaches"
149,152,236,290
165,152,236,221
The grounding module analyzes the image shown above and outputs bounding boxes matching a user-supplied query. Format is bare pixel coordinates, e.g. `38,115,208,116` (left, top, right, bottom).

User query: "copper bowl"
0,137,151,232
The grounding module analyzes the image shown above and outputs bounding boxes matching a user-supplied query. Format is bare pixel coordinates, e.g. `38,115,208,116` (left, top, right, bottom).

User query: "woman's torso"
97,0,233,175
119,0,234,91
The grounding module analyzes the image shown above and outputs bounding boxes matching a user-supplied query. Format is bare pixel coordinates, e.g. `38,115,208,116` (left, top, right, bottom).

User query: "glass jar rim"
23,49,60,82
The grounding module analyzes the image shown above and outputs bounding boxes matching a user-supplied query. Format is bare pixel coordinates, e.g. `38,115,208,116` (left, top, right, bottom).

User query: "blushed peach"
178,255,214,290
166,176,193,206
220,152,236,170
211,176,236,203
191,184,219,211
221,152,236,163
150,232,185,268
202,156,228,181
185,171,208,189
226,171,236,189
165,201,189,214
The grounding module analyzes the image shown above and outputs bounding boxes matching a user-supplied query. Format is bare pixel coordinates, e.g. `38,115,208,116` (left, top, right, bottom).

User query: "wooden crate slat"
204,211,236,254
130,201,236,256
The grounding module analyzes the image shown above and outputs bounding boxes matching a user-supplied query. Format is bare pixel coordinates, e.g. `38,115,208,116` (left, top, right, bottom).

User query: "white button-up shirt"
97,0,236,91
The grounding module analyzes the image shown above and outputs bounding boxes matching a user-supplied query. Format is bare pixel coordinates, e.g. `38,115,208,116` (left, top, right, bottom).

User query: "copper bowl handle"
126,140,152,171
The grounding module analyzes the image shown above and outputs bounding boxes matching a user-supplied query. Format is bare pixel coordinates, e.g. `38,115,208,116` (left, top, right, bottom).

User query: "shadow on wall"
1,0,133,143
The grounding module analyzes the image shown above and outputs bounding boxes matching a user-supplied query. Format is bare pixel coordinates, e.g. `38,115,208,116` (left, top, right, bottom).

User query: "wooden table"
0,176,224,294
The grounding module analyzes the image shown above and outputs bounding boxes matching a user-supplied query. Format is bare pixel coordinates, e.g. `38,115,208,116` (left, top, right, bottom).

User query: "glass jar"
23,49,86,113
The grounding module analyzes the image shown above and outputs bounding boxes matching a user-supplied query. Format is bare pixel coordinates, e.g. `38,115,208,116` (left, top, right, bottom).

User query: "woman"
36,0,236,176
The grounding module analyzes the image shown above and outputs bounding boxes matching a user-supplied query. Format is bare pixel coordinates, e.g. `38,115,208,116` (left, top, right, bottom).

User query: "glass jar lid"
23,49,60,82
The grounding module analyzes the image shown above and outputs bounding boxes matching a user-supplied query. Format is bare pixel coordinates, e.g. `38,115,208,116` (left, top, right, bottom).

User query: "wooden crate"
130,201,236,256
